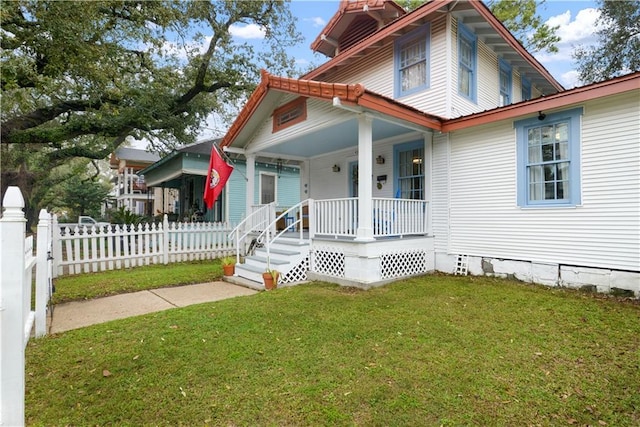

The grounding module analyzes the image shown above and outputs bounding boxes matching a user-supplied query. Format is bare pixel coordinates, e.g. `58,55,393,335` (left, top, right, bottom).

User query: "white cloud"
305,17,326,27
229,23,266,39
536,8,601,64
559,70,581,88
550,8,601,45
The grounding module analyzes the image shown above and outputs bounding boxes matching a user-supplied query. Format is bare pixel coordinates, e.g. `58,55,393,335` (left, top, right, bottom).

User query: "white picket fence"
53,215,235,275
0,186,237,426
0,187,47,426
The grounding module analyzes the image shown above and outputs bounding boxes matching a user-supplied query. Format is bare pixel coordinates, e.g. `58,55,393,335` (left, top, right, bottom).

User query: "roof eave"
442,73,640,132
304,0,451,80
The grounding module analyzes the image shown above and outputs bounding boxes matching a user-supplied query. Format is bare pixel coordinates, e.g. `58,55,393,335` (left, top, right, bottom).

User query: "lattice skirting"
312,247,345,278
380,249,428,280
280,256,309,284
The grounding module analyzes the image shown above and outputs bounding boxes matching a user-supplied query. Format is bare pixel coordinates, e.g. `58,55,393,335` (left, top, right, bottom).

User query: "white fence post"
0,186,28,427
51,213,61,277
35,209,50,337
163,214,169,265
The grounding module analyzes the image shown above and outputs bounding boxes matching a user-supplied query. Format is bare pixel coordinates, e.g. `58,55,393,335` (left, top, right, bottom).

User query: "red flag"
203,144,234,209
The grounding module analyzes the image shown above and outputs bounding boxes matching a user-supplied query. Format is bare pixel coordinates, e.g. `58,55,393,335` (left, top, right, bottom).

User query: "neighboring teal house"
139,139,300,223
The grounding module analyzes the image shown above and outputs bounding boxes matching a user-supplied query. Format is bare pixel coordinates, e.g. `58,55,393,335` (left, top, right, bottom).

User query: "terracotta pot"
223,264,235,276
263,272,277,290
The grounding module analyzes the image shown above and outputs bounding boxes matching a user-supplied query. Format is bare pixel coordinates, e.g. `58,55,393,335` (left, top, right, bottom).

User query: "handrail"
228,202,276,263
253,199,311,271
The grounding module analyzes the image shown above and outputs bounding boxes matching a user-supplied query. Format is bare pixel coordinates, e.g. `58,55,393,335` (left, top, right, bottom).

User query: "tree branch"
1,96,122,142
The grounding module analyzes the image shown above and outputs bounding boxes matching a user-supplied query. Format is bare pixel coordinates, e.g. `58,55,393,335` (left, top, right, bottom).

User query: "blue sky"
262,0,602,89
139,1,603,144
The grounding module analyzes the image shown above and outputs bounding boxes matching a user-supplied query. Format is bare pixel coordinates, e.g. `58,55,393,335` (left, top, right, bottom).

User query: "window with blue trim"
394,141,424,199
516,108,583,207
458,23,476,102
499,59,512,106
394,24,430,98
521,76,531,101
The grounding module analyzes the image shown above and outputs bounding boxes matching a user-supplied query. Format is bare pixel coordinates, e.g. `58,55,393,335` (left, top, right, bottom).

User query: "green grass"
27,275,639,426
52,260,223,303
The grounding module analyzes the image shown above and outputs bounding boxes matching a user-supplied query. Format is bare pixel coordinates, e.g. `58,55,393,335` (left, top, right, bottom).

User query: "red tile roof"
220,71,639,149
220,70,444,148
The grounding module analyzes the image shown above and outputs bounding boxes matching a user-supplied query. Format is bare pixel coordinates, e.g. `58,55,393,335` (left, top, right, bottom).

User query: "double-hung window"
458,23,477,102
395,24,430,98
516,108,583,207
499,59,512,106
394,141,424,200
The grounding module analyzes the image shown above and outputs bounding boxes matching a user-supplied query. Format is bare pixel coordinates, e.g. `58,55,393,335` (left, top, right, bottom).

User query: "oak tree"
573,0,640,84
1,0,301,222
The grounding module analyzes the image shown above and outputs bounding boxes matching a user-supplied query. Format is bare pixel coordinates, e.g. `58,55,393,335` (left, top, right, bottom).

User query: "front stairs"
233,235,310,289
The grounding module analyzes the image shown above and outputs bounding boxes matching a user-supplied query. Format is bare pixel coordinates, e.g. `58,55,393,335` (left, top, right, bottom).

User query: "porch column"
355,114,374,241
245,154,256,216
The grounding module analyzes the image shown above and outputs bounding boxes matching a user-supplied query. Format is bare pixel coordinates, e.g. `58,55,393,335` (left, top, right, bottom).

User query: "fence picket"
50,215,236,275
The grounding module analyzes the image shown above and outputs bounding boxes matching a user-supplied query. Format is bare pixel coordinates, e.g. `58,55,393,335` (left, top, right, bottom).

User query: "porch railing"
253,199,311,269
314,198,358,237
313,197,430,238
229,202,276,262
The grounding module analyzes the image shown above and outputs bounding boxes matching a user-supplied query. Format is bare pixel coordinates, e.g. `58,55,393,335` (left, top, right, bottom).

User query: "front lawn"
27,275,639,426
52,260,223,304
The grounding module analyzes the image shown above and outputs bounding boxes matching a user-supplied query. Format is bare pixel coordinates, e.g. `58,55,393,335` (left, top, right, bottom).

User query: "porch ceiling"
260,116,416,159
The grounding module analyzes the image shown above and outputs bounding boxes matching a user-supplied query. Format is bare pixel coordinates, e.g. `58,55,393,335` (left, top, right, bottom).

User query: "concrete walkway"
48,281,257,334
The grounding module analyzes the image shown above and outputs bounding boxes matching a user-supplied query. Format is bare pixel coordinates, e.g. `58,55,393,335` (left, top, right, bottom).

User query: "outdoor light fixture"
276,158,283,176
332,164,341,172
538,111,546,121
376,155,385,164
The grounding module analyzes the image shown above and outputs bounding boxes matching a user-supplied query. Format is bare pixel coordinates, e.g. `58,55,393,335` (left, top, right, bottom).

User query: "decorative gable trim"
304,0,562,93
272,97,307,132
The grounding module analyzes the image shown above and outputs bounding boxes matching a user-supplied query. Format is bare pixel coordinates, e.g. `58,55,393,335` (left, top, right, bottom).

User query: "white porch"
221,73,440,288
229,198,434,289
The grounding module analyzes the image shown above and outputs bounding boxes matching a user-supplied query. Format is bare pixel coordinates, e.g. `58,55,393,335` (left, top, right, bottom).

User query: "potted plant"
221,256,236,276
262,268,279,290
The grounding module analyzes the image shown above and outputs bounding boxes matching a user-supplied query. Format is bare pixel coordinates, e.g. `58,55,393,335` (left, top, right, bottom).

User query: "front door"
260,172,276,204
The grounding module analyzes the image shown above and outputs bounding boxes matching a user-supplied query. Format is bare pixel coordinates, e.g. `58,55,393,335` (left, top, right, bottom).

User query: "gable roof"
219,70,444,149
109,147,161,170
139,139,219,176
311,0,406,57
221,71,639,150
304,0,563,95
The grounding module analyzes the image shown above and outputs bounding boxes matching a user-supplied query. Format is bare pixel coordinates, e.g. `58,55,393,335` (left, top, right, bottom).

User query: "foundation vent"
454,254,469,276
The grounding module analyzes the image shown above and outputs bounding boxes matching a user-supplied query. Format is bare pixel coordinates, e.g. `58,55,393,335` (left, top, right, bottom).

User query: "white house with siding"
222,0,639,295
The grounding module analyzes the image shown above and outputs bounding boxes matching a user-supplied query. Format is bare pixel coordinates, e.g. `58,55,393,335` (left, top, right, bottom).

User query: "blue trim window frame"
394,140,424,200
521,75,531,101
458,22,477,102
499,58,512,106
515,107,583,207
394,23,430,98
